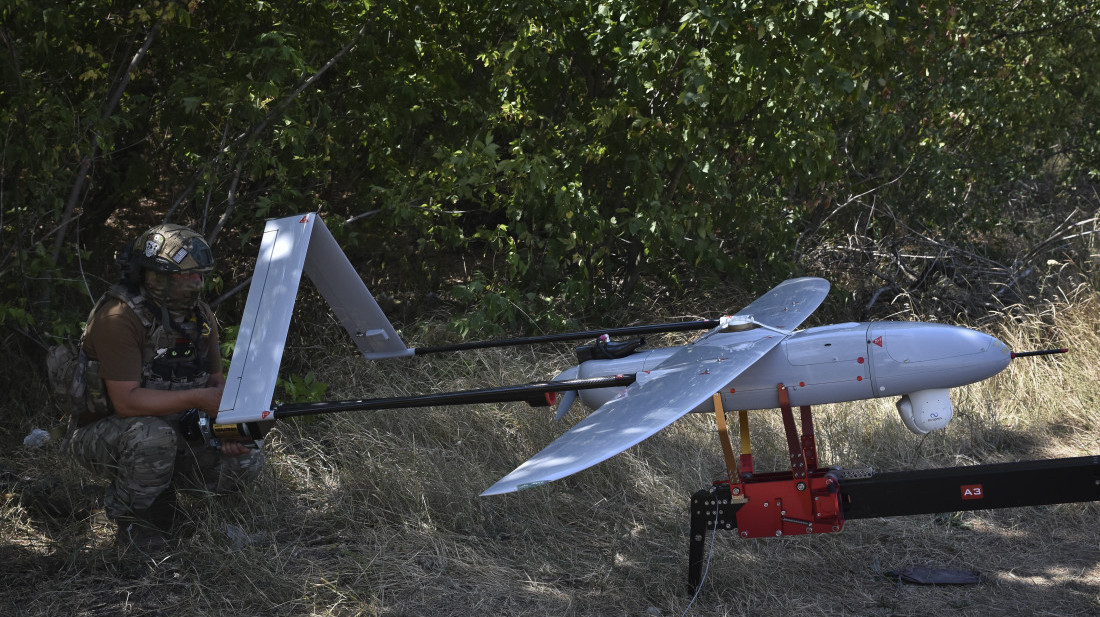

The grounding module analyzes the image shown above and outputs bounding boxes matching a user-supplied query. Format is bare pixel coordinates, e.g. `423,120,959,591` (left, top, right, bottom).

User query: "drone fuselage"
571,321,1011,415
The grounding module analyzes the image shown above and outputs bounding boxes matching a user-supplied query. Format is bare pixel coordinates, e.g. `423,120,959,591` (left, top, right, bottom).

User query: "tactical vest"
76,284,214,424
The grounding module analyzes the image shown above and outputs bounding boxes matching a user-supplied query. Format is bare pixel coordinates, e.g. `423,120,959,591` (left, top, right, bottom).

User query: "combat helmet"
132,224,215,274
126,224,214,313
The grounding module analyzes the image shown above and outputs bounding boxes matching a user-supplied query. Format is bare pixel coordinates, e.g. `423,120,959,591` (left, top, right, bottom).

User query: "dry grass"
2,295,1099,617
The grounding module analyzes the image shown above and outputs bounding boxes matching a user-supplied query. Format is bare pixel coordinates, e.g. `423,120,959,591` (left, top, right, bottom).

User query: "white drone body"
217,213,1015,497
482,280,1010,495
562,321,1008,432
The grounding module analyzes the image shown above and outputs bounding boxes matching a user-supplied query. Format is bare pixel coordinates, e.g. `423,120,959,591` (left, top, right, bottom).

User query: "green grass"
2,297,1098,616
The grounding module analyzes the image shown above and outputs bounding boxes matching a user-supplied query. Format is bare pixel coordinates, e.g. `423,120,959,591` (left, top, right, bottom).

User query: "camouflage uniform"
65,225,263,523
68,410,263,517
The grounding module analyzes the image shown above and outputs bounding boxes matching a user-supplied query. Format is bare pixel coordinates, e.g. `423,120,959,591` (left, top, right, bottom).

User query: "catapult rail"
689,455,1100,590
839,455,1100,519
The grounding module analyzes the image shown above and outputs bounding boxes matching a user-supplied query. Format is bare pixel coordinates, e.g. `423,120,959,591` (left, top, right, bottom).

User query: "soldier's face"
144,270,204,312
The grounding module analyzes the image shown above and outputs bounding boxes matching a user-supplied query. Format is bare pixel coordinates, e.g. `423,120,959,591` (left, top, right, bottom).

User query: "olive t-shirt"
82,297,222,382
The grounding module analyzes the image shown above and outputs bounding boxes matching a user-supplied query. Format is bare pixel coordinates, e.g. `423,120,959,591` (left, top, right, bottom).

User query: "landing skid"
687,385,1100,591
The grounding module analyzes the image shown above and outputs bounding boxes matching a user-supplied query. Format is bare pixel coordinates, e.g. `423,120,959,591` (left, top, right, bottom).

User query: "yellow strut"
712,393,740,483
739,409,751,456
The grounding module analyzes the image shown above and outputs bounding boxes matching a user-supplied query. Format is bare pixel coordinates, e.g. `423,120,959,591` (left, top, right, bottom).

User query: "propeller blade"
553,390,578,420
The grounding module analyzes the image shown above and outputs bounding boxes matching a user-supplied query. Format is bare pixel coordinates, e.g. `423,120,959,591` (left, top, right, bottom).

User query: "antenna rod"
274,374,638,419
412,320,720,355
1011,348,1069,359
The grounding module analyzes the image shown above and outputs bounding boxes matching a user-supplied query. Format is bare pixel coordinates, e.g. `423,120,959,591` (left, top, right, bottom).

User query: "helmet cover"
133,224,214,274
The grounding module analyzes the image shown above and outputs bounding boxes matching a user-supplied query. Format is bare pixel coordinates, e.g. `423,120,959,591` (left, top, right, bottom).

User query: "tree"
1,0,1096,354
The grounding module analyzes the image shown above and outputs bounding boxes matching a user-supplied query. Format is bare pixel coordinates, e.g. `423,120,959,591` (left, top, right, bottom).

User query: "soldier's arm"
107,378,250,457
105,379,224,418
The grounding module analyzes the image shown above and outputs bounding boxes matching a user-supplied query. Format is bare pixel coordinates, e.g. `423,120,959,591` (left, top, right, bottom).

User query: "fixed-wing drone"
206,213,1097,589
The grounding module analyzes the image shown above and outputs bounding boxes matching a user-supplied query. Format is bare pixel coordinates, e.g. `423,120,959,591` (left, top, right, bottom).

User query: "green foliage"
277,372,329,405
218,325,239,371
219,324,327,407
1,0,1097,346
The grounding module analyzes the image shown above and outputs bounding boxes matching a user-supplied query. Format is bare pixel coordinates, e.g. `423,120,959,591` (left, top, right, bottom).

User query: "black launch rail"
688,455,1100,590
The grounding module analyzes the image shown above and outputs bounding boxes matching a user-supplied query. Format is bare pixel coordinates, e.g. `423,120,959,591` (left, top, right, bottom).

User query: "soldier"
65,223,263,549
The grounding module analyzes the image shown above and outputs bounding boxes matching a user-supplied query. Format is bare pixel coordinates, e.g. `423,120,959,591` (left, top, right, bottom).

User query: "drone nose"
868,323,1011,397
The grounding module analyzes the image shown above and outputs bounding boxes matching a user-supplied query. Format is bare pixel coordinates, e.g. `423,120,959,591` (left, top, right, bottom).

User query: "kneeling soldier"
65,223,263,549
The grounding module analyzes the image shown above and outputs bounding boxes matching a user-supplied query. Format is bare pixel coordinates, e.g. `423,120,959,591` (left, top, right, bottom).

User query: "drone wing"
481,277,830,496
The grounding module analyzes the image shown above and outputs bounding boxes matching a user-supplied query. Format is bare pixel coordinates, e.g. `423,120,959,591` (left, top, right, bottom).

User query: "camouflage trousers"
67,413,264,519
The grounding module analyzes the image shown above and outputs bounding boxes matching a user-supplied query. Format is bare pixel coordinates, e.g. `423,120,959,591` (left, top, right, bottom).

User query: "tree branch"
168,22,369,222
51,20,162,264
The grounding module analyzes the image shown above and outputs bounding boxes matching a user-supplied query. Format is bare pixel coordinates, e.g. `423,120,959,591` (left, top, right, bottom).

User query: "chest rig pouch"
144,319,212,390
111,284,214,392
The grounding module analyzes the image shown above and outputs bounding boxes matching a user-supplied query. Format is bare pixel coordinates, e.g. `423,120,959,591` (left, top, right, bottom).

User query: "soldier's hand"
193,383,225,416
220,440,252,457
